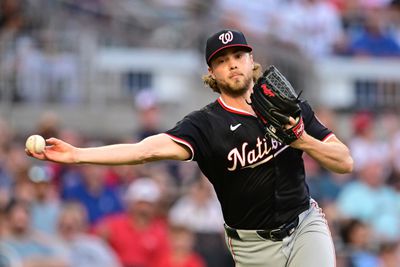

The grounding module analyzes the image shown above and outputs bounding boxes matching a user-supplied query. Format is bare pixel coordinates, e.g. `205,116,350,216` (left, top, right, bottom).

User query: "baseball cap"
125,178,161,203
205,29,252,66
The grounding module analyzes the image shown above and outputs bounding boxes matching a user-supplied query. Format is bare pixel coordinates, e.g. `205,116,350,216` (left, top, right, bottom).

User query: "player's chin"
227,87,248,97
232,81,248,91
233,76,251,89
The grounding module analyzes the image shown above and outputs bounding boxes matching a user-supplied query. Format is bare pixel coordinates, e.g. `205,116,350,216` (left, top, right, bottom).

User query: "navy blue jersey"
166,97,333,229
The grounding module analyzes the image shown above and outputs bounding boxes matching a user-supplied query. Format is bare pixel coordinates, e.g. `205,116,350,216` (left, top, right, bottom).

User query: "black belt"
224,216,299,242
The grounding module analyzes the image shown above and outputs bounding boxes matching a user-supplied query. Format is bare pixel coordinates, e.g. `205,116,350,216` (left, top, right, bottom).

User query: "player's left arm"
290,127,353,174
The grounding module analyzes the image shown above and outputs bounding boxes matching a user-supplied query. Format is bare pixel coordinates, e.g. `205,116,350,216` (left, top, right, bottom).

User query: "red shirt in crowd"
94,214,169,267
153,253,205,267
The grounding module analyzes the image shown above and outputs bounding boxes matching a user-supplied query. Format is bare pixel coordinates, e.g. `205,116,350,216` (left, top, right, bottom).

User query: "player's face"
209,48,254,97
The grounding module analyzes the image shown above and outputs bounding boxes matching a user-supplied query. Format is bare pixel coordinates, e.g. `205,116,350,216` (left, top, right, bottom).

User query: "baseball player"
27,29,353,267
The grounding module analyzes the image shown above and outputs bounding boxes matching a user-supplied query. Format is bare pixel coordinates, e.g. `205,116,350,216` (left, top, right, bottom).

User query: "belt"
224,216,299,242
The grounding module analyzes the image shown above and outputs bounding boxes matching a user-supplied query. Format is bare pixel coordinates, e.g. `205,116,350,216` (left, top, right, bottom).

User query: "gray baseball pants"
224,200,335,267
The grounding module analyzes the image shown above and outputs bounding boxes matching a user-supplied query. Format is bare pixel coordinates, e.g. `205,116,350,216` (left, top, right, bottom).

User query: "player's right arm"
27,133,191,165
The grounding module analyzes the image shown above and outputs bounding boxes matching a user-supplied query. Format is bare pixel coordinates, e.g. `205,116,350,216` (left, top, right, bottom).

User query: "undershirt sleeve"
300,101,334,141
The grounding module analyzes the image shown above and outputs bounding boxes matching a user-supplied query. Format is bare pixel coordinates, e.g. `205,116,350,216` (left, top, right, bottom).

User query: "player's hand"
284,116,307,148
284,117,297,129
26,137,78,164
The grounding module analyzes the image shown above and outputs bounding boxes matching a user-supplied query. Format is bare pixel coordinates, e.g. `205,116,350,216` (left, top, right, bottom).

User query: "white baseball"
25,135,46,154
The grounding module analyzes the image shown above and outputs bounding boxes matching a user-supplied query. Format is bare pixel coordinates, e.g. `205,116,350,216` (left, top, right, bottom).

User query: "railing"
312,57,400,110
0,45,210,137
1,43,400,137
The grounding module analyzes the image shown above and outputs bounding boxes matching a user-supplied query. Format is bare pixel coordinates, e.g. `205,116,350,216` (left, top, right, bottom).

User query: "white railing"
1,45,400,137
312,57,400,109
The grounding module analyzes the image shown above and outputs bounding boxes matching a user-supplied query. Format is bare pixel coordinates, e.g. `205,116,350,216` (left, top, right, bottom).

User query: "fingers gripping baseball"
26,137,77,163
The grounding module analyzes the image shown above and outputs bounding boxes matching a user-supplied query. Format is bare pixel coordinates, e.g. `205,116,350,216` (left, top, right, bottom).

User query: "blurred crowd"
0,96,233,267
0,91,399,267
1,0,400,267
1,0,400,104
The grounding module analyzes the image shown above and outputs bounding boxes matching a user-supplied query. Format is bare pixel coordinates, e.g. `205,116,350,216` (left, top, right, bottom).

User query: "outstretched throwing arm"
26,134,191,165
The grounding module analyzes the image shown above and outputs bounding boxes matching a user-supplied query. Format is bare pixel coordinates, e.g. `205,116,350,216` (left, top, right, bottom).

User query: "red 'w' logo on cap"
261,84,275,97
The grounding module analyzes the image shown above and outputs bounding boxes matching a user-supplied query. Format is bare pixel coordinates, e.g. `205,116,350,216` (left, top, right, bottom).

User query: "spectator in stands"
0,0,45,103
57,201,122,267
377,241,400,267
281,0,345,58
380,111,400,192
0,241,23,267
340,218,379,267
303,153,352,205
28,165,61,235
0,118,14,209
348,7,400,56
1,198,70,267
35,111,61,139
94,177,169,267
0,204,5,236
348,111,390,173
359,0,393,9
144,163,179,220
153,223,206,267
217,0,280,40
63,164,123,225
12,176,34,204
51,128,85,191
0,0,24,38
306,107,353,205
0,202,21,266
134,89,162,140
390,0,400,44
169,176,233,267
105,163,140,196
337,157,400,240
0,204,14,266
0,0,18,26
3,143,31,188
15,36,46,103
134,89,184,186
5,143,34,205
39,31,82,104
217,0,281,64
150,0,217,50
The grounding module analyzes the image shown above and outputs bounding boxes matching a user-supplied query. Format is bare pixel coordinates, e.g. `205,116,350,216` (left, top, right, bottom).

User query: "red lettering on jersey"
261,84,275,97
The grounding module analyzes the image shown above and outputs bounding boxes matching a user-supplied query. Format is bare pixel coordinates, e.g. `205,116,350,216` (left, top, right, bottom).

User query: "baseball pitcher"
27,29,353,267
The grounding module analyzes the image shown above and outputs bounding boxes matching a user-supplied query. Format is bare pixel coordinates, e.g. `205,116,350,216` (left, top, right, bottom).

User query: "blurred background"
0,0,400,266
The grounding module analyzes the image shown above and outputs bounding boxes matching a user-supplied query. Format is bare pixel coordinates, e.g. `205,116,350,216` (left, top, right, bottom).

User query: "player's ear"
250,53,255,68
208,67,216,79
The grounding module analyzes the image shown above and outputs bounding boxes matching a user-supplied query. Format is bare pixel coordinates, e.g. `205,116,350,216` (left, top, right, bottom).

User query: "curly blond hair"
202,63,262,93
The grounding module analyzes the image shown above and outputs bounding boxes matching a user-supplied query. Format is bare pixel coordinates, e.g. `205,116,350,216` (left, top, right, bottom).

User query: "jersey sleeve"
300,101,334,142
164,111,210,162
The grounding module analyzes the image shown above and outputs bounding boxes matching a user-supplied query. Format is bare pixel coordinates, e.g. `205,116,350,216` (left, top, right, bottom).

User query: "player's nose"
228,60,238,70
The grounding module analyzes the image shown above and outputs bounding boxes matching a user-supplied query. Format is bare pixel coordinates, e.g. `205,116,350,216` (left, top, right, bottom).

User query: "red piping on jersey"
311,199,336,267
217,97,255,116
228,237,237,264
163,133,194,161
322,133,335,142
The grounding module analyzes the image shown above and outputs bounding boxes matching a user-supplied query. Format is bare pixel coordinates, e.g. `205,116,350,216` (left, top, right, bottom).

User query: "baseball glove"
249,65,304,144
